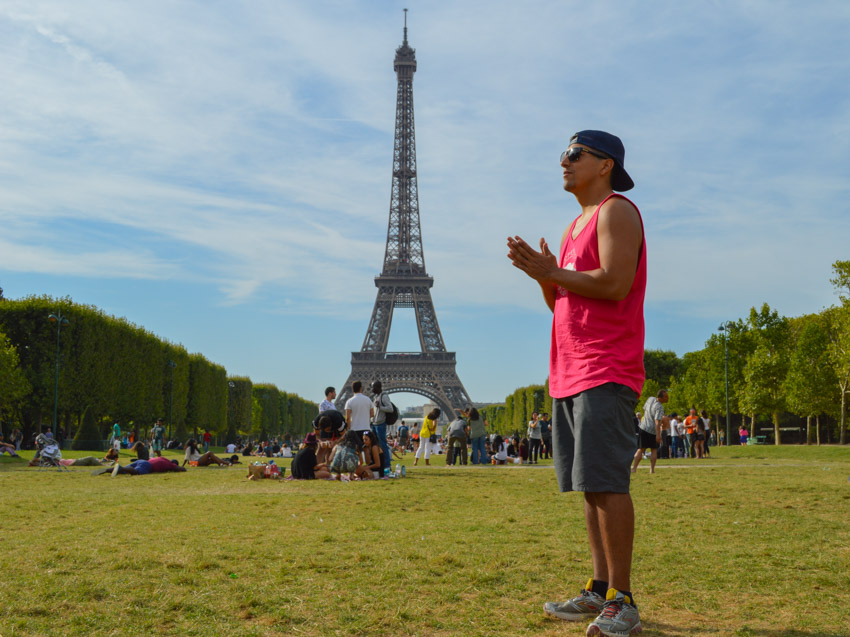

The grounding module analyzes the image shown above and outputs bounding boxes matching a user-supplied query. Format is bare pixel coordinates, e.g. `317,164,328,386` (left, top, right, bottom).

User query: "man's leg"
630,447,644,472
584,492,634,592
649,448,658,473
373,424,390,475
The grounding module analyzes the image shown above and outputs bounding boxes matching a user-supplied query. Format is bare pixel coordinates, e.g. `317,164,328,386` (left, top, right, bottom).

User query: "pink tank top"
549,193,646,399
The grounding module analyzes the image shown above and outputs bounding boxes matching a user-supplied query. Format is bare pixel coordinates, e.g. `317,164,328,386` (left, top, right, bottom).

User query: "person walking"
631,390,668,474
150,419,165,457
413,408,440,466
508,130,645,635
111,421,122,452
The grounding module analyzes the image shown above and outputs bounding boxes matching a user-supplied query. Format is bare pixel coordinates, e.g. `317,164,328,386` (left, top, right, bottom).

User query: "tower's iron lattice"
336,13,471,417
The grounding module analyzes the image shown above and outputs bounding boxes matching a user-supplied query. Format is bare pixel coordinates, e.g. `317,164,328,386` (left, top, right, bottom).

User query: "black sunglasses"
560,147,609,164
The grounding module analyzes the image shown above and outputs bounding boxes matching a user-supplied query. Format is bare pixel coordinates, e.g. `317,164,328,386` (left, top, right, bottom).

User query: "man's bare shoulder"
598,195,639,220
598,196,642,239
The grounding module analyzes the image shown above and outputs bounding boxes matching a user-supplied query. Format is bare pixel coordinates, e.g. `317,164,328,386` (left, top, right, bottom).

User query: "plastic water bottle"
394,463,401,477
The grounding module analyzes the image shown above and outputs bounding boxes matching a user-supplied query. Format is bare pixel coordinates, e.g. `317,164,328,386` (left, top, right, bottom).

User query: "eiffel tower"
336,11,471,417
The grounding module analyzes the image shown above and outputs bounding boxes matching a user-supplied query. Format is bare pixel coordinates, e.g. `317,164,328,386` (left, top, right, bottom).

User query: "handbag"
429,434,438,444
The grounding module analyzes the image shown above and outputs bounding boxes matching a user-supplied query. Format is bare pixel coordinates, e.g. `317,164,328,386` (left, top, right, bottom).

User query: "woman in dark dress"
291,433,330,479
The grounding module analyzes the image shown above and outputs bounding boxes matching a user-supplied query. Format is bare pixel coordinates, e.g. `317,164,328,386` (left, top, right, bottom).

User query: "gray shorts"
552,382,638,493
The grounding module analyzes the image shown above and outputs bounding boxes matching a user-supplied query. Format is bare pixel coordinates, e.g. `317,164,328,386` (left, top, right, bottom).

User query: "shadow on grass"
646,621,844,637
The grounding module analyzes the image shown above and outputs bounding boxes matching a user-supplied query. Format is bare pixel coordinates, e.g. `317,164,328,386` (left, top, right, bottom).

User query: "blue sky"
2,1,849,409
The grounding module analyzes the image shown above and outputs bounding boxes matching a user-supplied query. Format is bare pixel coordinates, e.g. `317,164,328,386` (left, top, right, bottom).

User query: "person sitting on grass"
131,441,150,460
491,435,508,465
94,456,187,476
0,438,22,457
182,439,229,467
362,430,385,478
103,448,119,464
519,437,530,465
290,432,330,480
328,430,371,481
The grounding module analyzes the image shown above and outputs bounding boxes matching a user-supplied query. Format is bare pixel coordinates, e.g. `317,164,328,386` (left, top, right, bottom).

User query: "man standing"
112,420,121,452
370,381,393,477
344,381,373,436
540,412,552,460
684,407,699,458
202,429,212,453
527,411,542,464
508,130,645,636
668,412,681,458
319,387,336,413
150,419,165,457
631,390,668,474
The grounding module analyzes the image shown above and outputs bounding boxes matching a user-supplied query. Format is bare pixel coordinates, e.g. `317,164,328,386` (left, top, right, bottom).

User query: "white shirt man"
226,443,236,454
319,386,336,413
344,381,374,433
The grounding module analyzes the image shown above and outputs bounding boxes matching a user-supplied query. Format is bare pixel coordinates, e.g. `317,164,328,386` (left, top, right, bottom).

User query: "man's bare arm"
507,198,642,301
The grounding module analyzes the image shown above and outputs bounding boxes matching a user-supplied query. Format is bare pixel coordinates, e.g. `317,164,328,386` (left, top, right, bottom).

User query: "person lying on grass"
290,432,330,480
93,456,187,476
362,430,385,478
182,439,230,467
328,430,372,481
29,455,109,467
103,448,120,463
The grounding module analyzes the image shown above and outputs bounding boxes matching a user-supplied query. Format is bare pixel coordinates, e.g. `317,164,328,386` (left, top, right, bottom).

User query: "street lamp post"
167,361,177,441
47,311,70,440
718,322,732,446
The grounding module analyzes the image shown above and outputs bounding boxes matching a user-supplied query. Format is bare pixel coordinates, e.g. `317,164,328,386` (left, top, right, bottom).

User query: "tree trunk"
841,390,847,445
806,415,811,445
772,412,781,445
816,415,821,445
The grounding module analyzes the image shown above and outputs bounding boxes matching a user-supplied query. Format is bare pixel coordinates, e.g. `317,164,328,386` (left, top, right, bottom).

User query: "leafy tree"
72,405,102,451
829,259,850,302
824,304,850,444
784,314,837,444
226,377,252,441
0,329,30,427
252,384,280,440
741,304,791,444
644,349,682,385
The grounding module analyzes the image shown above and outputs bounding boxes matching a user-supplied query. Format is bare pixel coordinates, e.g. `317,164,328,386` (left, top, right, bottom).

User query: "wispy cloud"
1,0,849,364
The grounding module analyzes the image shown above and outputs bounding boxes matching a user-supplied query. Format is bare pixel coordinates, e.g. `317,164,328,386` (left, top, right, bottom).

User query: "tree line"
482,261,850,445
0,295,317,448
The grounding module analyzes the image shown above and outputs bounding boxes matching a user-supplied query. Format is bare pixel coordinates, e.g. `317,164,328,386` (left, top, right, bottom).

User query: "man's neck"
573,183,615,215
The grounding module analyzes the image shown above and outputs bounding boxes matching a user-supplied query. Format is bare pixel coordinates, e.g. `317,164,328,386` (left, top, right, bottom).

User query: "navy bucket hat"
569,130,634,192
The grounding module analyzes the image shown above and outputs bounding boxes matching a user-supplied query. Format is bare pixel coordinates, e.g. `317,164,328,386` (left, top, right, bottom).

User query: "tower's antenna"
403,8,408,44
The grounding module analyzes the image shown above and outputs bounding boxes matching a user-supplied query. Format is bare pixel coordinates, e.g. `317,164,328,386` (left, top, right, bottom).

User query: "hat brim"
611,165,634,192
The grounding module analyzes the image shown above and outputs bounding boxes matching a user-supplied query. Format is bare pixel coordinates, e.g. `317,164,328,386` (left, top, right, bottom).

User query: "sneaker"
586,590,641,636
544,582,604,621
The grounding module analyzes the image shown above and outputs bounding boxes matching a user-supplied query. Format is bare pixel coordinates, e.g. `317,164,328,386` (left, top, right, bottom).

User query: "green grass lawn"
1,445,849,636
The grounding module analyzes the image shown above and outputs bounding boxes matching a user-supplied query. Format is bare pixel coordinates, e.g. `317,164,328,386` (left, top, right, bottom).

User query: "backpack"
385,399,399,425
